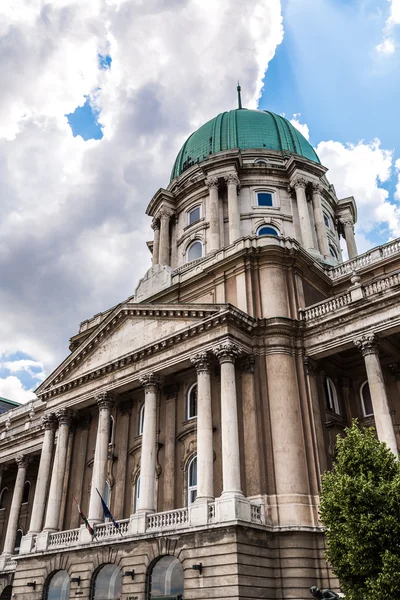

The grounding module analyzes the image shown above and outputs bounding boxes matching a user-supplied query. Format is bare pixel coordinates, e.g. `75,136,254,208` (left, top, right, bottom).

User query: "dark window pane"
187,242,202,262
362,383,373,416
329,245,338,259
93,565,121,600
258,226,278,237
188,206,200,224
150,556,184,597
257,192,273,207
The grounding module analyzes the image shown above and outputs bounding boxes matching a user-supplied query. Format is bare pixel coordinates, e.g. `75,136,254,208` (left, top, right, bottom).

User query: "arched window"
186,240,203,262
46,570,70,600
134,474,141,512
329,244,338,259
138,403,145,436
148,556,184,599
187,455,197,506
257,192,273,207
0,488,8,510
108,416,114,446
92,565,121,600
360,381,373,417
186,383,197,420
14,529,23,554
257,225,279,237
187,205,201,226
324,377,340,414
22,481,30,504
103,481,111,521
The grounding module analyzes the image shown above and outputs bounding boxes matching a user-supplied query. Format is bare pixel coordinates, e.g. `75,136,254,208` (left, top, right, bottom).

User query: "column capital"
95,391,115,411
190,351,212,373
41,413,57,431
140,372,164,393
240,355,255,374
15,454,29,469
304,356,318,376
311,182,323,194
205,176,219,189
213,341,241,364
56,408,75,426
164,384,179,401
158,209,173,221
291,176,308,190
354,333,379,357
224,173,240,189
151,217,160,231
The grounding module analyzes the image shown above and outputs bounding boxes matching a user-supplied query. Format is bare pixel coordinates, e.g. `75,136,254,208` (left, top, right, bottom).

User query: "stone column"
354,334,397,454
163,385,177,511
205,177,220,252
213,342,242,496
191,353,214,501
113,400,131,520
2,456,28,556
28,414,57,534
240,356,260,496
151,218,161,265
224,173,241,244
311,183,330,257
304,357,327,478
291,177,314,251
137,373,161,513
158,211,172,266
43,409,73,532
341,217,358,259
88,392,114,524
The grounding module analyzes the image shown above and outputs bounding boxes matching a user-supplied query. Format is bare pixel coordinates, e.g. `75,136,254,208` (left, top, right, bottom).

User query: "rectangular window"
324,213,330,228
257,192,273,207
188,206,201,225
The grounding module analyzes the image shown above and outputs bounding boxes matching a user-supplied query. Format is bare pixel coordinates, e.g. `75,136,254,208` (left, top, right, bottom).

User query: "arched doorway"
45,570,70,600
148,556,184,600
0,586,12,600
92,564,121,600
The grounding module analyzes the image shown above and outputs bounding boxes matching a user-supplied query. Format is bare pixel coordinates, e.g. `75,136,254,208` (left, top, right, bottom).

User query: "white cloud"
376,38,395,54
0,0,284,383
377,0,400,54
0,376,36,404
290,114,310,140
0,359,46,382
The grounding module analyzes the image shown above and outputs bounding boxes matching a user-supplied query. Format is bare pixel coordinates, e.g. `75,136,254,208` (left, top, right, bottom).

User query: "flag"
96,488,121,532
73,496,94,536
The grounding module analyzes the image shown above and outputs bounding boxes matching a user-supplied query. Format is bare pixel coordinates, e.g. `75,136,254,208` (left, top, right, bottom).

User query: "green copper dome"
171,109,320,180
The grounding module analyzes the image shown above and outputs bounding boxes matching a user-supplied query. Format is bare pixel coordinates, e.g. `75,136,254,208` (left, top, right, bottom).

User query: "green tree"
319,421,400,600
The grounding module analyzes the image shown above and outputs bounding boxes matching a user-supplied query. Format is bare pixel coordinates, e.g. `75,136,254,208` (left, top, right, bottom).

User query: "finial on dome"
237,81,242,109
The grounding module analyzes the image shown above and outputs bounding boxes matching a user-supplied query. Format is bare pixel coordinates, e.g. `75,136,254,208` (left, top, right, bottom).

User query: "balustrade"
48,528,80,548
146,508,188,530
250,504,263,524
94,519,129,540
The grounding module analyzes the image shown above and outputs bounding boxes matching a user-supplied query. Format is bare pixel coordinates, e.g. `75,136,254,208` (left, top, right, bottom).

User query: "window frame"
186,240,203,263
323,212,331,229
329,244,339,259
138,403,145,436
14,528,23,554
324,377,340,415
45,570,70,600
360,380,373,417
187,455,198,506
186,382,197,420
22,481,31,504
257,225,279,237
91,564,122,600
256,191,274,208
108,416,115,446
187,205,201,226
134,473,141,512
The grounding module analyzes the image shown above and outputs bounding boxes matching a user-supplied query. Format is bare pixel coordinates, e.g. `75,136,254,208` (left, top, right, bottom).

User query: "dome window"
257,225,279,237
186,240,203,262
187,205,201,226
257,192,273,207
329,244,338,259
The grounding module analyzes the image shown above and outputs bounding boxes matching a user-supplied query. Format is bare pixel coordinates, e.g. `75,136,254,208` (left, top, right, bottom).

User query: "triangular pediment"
37,303,222,393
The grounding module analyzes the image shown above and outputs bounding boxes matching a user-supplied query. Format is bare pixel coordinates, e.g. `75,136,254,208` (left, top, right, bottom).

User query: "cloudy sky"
1,0,399,403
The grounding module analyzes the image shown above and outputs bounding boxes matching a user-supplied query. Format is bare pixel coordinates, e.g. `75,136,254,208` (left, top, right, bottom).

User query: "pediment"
37,303,221,393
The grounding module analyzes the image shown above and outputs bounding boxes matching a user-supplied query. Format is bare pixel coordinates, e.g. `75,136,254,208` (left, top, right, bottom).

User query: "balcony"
326,238,400,280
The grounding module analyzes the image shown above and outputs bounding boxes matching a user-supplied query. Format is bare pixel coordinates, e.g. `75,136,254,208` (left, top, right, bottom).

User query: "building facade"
1,102,400,600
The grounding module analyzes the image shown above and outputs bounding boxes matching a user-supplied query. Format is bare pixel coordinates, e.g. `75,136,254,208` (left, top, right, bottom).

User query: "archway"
148,556,184,599
45,570,70,600
92,564,121,600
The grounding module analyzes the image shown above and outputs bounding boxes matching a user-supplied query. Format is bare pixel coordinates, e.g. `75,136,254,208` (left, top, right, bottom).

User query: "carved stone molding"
354,333,379,357
304,356,318,376
140,372,164,393
41,412,57,431
240,354,255,374
205,176,219,189
291,176,308,190
224,173,240,188
213,341,241,364
151,217,160,231
190,351,212,373
95,391,115,411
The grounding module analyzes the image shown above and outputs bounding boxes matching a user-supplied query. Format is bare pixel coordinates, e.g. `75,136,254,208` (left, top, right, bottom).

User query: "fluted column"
88,393,114,524
291,177,314,251
311,183,330,257
152,218,161,265
191,353,214,501
341,217,358,259
224,174,241,244
28,413,57,534
205,177,220,252
163,385,177,511
213,341,242,496
354,334,397,454
137,373,162,512
158,211,172,266
2,456,28,555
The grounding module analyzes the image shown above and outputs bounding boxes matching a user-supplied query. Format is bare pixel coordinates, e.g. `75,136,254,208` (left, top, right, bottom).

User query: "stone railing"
146,508,188,531
328,238,400,280
299,293,352,322
364,272,400,296
48,528,80,548
95,519,129,540
208,503,216,523
250,504,263,524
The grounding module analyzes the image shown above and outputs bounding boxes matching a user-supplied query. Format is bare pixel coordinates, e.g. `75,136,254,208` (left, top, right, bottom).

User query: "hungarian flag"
73,496,94,536
96,488,120,531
